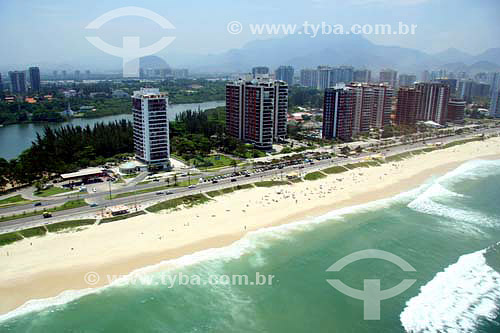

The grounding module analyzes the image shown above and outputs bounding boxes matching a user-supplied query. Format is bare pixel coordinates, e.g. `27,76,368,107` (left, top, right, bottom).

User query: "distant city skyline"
0,0,499,71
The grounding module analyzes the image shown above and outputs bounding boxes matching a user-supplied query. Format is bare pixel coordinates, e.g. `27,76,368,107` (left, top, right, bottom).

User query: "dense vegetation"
289,86,323,109
0,121,133,186
170,107,265,162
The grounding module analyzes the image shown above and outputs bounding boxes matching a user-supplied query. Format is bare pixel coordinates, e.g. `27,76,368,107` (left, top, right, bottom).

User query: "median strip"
0,199,87,223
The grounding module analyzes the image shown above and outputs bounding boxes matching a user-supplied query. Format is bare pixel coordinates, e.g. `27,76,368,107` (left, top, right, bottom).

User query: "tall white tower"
132,88,170,169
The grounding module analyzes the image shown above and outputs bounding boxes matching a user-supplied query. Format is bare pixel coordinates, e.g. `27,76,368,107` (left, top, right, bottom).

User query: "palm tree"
231,159,238,173
340,146,351,156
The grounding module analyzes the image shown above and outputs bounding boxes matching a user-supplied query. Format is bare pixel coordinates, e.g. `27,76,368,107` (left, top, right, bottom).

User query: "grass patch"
176,179,199,187
100,211,146,224
122,173,138,179
254,181,291,187
206,190,223,197
55,199,87,211
35,187,72,197
0,199,87,223
442,137,482,149
0,232,24,246
191,155,237,170
344,162,376,169
138,181,151,185
0,195,32,208
409,149,427,155
323,166,348,174
110,179,199,200
146,194,211,213
206,184,255,198
236,184,255,190
19,226,47,238
110,185,171,199
221,187,235,194
304,171,327,181
46,219,96,232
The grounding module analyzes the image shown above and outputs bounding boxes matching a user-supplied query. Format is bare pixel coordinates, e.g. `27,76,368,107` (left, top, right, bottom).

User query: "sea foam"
407,160,499,233
400,246,500,333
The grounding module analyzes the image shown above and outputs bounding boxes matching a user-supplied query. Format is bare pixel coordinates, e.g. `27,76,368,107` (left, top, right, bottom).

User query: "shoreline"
1,137,500,317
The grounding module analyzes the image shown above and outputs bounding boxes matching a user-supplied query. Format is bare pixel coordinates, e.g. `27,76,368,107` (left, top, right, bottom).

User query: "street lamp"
108,179,112,200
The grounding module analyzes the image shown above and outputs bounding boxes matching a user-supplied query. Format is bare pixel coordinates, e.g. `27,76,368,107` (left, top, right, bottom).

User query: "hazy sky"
0,0,498,70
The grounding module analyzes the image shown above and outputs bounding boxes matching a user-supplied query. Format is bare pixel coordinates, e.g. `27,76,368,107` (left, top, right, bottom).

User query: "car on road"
165,191,174,195
231,178,237,182
212,180,219,184
92,187,97,192
156,191,164,195
42,212,52,218
34,202,42,207
188,185,197,189
89,203,99,207
245,173,251,177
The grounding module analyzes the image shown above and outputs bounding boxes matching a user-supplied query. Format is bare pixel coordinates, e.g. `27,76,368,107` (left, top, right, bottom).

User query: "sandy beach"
2,137,500,316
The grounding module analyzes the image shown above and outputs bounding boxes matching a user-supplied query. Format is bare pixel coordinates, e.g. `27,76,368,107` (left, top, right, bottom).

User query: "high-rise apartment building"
379,69,398,88
300,69,319,88
489,73,500,118
420,70,431,83
353,69,371,83
322,87,354,141
225,78,288,150
458,79,490,102
396,87,421,126
415,82,450,124
398,74,417,87
349,84,374,135
437,78,458,96
317,66,332,90
29,67,41,94
274,66,294,86
331,66,354,85
348,83,393,135
132,88,170,168
8,71,26,94
252,67,270,78
447,99,466,123
371,84,394,129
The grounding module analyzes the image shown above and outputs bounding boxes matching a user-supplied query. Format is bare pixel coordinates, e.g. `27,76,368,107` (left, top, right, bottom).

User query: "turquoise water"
1,159,500,332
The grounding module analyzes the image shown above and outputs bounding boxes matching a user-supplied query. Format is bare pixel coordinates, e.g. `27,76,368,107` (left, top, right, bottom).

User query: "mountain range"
179,34,500,75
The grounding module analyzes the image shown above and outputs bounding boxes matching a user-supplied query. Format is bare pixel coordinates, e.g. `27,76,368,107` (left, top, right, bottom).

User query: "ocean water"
1,159,500,332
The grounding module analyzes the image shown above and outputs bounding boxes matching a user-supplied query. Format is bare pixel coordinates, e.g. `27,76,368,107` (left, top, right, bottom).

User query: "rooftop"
61,168,105,180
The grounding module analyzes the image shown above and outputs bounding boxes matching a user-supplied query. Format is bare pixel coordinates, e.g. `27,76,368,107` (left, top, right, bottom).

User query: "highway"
1,127,498,234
